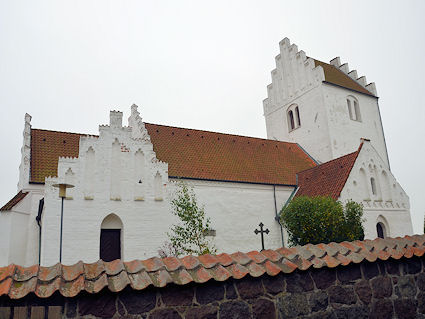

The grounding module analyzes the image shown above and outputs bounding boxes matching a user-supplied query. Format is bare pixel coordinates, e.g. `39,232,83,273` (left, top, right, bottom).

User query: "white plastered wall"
170,179,293,254
0,188,45,267
339,141,413,239
38,106,295,266
323,85,389,169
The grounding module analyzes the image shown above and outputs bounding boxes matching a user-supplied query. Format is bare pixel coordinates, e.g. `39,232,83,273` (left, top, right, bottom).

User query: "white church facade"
0,38,413,267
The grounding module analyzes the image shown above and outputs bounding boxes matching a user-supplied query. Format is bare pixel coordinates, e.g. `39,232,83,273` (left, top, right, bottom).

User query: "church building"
0,38,413,267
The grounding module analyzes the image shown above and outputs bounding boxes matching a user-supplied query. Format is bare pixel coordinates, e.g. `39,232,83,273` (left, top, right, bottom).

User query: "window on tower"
347,96,361,122
288,110,295,130
287,104,301,132
295,106,301,126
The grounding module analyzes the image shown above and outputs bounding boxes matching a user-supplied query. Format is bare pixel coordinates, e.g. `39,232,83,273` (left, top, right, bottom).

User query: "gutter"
36,198,44,265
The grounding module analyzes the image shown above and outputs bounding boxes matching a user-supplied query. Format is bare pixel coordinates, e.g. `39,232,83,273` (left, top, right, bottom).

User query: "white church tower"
263,38,390,169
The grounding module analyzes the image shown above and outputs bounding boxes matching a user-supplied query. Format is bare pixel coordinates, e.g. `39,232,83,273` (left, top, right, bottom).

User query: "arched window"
347,96,361,122
370,177,377,195
288,110,295,131
100,214,123,262
287,104,300,132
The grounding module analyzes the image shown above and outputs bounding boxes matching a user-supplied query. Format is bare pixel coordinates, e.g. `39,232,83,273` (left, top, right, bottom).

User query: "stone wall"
1,256,425,318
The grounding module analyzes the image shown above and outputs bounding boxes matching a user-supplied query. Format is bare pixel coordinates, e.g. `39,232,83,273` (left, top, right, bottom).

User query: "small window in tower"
295,106,301,127
347,96,361,122
347,99,353,120
288,110,295,131
354,100,361,121
371,177,377,195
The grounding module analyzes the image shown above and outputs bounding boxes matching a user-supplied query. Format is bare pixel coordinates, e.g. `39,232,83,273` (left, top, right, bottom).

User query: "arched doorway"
376,215,389,239
376,222,386,239
100,214,123,262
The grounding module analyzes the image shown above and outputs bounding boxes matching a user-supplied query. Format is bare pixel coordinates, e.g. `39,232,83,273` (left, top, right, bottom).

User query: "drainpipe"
276,178,299,247
36,198,44,265
273,185,287,247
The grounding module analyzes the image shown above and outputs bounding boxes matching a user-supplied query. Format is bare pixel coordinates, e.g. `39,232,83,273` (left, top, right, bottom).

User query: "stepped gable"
295,143,363,200
28,125,317,186
0,234,424,299
314,59,375,97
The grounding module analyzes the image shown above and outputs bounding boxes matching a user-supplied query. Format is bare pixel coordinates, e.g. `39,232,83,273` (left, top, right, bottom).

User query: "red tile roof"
30,129,87,183
0,235,423,299
29,125,317,185
0,191,28,211
314,60,376,97
295,143,363,200
145,123,316,185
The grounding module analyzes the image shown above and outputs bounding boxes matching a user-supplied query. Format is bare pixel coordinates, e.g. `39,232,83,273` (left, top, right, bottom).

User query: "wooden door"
100,229,121,261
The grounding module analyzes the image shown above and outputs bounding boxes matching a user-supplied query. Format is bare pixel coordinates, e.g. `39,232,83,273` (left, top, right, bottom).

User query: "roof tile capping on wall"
0,235,425,318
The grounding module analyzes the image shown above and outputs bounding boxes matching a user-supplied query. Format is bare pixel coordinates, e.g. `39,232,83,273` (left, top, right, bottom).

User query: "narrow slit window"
354,100,361,121
347,96,361,122
295,106,301,127
347,99,353,120
288,110,295,131
371,177,377,195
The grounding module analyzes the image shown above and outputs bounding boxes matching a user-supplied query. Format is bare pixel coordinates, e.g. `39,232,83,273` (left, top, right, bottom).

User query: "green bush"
280,196,364,246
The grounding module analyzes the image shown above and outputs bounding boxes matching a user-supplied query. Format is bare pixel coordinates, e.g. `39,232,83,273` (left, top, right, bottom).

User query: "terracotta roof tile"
314,59,376,97
128,271,153,290
30,129,87,183
2,235,423,299
0,191,28,211
29,124,317,185
295,143,363,200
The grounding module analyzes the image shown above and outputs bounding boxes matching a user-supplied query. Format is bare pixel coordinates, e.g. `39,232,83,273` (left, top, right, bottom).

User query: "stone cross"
254,222,269,251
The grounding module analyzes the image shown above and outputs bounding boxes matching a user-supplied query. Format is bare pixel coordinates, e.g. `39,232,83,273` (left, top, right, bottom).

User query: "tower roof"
314,59,376,97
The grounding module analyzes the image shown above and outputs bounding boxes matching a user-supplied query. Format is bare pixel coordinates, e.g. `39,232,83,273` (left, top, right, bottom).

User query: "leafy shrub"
167,182,216,256
280,196,364,246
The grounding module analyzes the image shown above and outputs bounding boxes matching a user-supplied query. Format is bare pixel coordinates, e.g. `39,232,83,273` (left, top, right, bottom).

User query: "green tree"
167,182,216,256
280,196,364,246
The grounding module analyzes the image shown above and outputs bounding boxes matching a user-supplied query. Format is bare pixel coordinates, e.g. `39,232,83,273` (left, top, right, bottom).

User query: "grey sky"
1,0,424,233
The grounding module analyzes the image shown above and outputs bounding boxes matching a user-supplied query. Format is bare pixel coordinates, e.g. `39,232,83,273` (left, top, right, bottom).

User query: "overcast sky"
1,0,424,233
